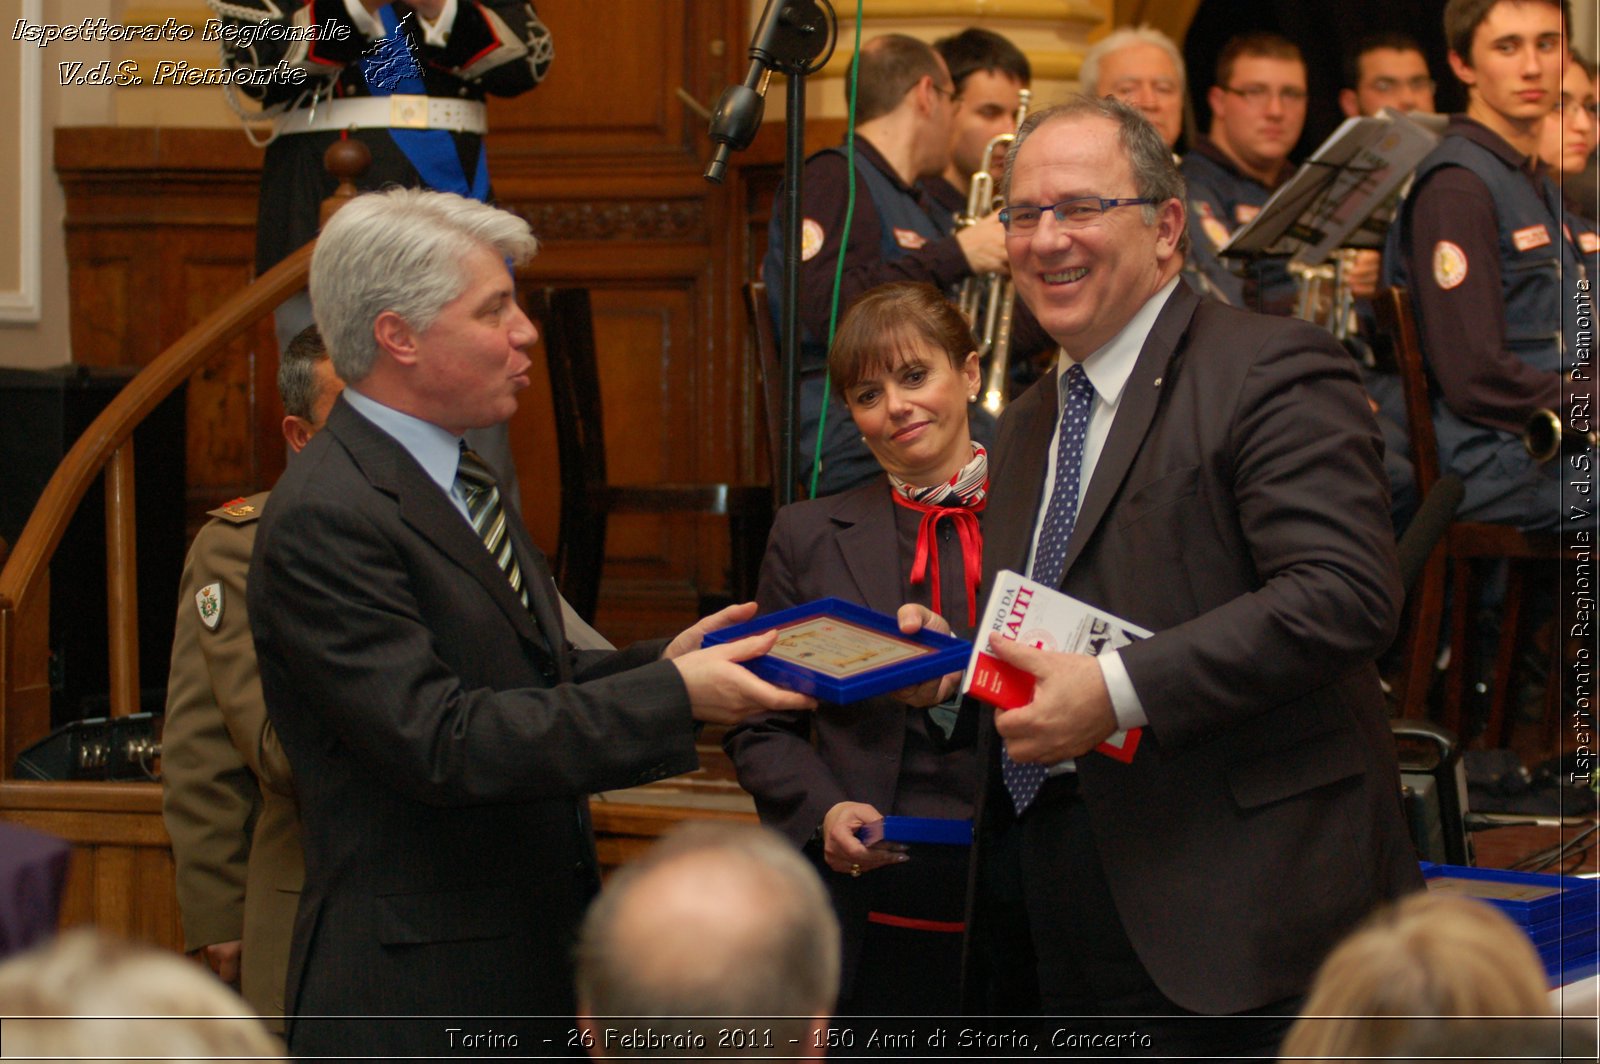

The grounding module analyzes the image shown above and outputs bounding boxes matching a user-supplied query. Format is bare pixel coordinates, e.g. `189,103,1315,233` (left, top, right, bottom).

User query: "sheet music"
1220,108,1442,266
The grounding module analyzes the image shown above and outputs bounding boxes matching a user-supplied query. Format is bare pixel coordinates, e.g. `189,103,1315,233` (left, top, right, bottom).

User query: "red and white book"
961,569,1150,763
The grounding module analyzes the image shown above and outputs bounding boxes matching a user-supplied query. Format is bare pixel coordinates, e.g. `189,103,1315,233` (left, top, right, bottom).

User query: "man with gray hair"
575,823,840,1059
1079,25,1188,152
961,94,1419,1055
248,187,813,1059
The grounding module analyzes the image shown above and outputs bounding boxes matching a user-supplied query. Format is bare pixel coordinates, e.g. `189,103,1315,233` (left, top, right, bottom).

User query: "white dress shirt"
1024,275,1181,768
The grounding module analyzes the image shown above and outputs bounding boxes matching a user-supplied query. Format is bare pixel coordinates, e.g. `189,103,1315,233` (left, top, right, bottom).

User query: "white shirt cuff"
1098,649,1149,731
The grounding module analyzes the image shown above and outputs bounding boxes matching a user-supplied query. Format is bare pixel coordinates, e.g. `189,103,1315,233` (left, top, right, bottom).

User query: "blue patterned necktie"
1001,363,1096,815
456,445,529,610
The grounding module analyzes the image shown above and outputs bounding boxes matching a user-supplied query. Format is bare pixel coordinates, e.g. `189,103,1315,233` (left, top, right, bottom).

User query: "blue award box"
701,597,972,703
1421,863,1600,985
856,816,974,847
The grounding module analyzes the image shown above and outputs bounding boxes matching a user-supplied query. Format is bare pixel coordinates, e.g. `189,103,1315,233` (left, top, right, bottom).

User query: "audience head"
1340,32,1438,116
1080,26,1187,150
574,822,840,1058
1001,96,1186,360
1443,0,1570,141
934,28,1032,183
310,188,539,436
1279,892,1553,1061
1206,32,1307,183
828,282,980,486
1539,52,1597,177
0,929,285,1062
277,325,344,452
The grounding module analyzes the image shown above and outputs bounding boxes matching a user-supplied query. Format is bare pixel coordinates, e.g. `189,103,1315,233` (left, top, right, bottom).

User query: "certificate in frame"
702,597,972,703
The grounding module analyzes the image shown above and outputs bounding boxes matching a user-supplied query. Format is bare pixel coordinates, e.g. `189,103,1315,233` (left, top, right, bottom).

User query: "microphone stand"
704,0,834,507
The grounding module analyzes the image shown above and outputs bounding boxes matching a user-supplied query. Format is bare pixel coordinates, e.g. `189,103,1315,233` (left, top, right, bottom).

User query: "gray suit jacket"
249,398,697,1057
977,281,1422,1014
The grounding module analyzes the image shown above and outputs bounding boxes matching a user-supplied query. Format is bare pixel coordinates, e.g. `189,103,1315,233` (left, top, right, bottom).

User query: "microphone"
703,0,832,184
1395,474,1463,595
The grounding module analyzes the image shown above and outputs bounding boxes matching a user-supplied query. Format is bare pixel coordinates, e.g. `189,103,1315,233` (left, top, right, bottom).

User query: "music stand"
1221,108,1443,269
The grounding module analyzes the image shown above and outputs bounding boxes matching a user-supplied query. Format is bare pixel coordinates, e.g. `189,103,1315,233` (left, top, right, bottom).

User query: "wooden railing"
0,244,313,773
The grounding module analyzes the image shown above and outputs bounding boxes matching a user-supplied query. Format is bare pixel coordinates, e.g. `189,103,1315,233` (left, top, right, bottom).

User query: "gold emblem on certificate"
768,616,932,678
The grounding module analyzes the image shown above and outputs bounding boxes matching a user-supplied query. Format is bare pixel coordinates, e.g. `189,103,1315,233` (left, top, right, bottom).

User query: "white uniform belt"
277,96,487,136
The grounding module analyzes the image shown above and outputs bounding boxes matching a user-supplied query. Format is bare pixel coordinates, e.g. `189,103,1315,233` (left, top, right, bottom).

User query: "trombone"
955,89,1030,414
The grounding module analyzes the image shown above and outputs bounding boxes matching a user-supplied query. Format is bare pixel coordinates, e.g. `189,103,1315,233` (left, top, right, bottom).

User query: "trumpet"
1288,249,1359,342
955,89,1030,414
1524,408,1599,463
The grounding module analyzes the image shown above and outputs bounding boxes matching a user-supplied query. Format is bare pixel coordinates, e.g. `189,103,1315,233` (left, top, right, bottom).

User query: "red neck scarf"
888,444,988,628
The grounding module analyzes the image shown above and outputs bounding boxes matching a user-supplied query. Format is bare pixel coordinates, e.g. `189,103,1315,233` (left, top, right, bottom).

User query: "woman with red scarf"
725,282,985,1016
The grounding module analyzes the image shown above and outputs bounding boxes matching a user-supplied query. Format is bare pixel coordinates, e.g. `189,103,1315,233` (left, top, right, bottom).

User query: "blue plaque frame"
701,597,972,703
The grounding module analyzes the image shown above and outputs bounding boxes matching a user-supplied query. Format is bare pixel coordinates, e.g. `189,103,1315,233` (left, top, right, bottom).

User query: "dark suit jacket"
248,399,698,1057
723,478,978,992
978,281,1421,1014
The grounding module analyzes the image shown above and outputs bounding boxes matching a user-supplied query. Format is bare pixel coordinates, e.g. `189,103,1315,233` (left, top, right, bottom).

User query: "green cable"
807,0,864,499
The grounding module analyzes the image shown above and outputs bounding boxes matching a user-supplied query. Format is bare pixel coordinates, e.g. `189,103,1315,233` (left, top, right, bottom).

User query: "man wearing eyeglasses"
1180,32,1308,314
964,95,1418,1056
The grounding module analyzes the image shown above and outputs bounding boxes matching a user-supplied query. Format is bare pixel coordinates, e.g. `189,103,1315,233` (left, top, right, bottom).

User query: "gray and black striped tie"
456,445,528,610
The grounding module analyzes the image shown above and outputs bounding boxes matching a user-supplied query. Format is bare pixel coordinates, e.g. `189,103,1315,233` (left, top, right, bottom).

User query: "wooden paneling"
0,780,752,953
56,127,282,531
0,782,180,951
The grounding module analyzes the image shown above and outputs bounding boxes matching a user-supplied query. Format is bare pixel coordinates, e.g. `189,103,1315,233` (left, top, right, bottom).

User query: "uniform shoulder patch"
1432,240,1468,290
1581,231,1599,255
196,582,223,631
800,218,825,262
208,495,263,525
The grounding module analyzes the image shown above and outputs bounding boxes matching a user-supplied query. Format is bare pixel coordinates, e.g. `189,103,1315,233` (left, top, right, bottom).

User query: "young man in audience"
1380,0,1584,531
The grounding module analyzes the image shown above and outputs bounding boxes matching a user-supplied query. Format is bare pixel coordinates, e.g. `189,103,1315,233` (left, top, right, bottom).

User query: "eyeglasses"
1220,84,1308,106
1555,97,1600,119
999,197,1158,232
1365,76,1436,96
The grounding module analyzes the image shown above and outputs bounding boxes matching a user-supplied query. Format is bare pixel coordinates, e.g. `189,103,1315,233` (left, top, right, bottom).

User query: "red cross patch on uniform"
800,218,825,262
1432,240,1468,290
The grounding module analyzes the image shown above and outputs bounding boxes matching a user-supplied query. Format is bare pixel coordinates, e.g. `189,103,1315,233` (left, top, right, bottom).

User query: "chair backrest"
532,286,608,621
1373,286,1455,721
1372,287,1442,494
742,281,784,491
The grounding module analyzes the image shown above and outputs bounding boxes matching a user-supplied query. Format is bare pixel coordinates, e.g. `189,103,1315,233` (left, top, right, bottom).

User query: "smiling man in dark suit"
247,187,813,1060
965,96,1421,1057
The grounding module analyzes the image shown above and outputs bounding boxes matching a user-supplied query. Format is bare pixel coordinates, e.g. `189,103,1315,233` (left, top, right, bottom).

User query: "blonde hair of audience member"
574,822,840,1059
0,929,285,1063
1279,892,1552,1061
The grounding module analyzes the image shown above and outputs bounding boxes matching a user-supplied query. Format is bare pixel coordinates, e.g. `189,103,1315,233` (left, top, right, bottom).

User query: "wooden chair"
534,287,773,623
741,281,796,503
1373,287,1561,744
